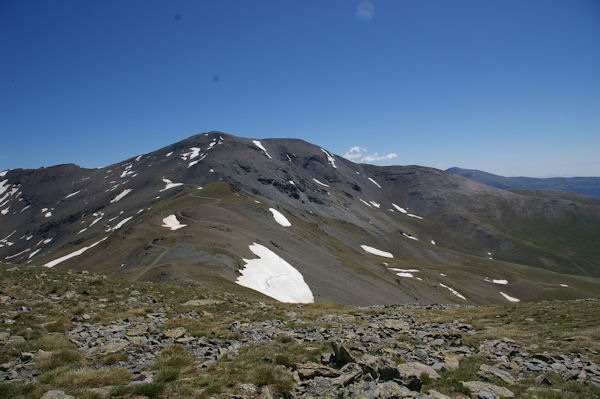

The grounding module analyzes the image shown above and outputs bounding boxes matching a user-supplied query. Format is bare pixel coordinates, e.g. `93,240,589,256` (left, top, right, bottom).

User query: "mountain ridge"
446,167,600,197
1,132,599,306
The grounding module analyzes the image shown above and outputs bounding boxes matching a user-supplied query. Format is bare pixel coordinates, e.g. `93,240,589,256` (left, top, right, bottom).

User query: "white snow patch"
396,272,415,278
1,208,8,215
78,228,87,234
0,180,9,196
188,160,199,168
20,205,31,213
312,178,330,188
160,178,183,192
289,180,295,186
0,170,7,177
369,201,381,208
110,216,133,231
439,283,467,300
389,268,419,273
440,273,447,277
430,240,436,245
252,140,272,159
359,199,372,207
269,208,291,227
392,204,408,214
120,164,134,178
162,215,187,231
402,232,418,241
484,278,508,285
235,243,313,303
43,237,53,245
209,168,214,173
137,209,144,214
135,155,142,162
320,148,337,168
407,213,423,220
181,147,201,161
44,237,108,268
560,284,569,287
44,211,52,218
63,190,81,200
166,151,173,157
5,248,30,259
500,291,520,302
360,245,394,258
110,189,132,203
368,178,382,189
28,249,41,259
90,215,104,227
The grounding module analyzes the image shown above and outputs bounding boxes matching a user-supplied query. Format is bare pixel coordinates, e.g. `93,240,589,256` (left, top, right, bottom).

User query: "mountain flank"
1,132,599,306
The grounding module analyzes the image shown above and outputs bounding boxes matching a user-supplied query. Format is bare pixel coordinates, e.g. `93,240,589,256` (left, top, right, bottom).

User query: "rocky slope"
1,264,599,398
1,132,600,305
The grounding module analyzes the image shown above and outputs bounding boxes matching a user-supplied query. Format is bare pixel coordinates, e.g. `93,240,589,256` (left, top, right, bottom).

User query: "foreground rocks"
1,266,599,398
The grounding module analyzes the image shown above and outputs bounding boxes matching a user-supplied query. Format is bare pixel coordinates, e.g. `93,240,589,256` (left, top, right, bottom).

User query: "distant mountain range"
1,132,599,306
446,167,600,197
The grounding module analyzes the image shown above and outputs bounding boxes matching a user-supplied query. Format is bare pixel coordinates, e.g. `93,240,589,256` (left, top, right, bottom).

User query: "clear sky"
1,0,599,177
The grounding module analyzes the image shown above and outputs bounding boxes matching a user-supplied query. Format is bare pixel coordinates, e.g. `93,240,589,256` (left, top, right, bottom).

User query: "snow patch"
402,232,418,241
389,268,419,273
430,240,436,245
63,190,81,200
110,189,132,203
396,272,415,278
320,148,337,168
162,215,186,231
252,140,272,159
360,245,394,258
0,208,8,215
235,243,313,303
560,284,569,287
181,147,201,161
110,216,133,231
392,204,408,214
359,199,372,207
28,249,41,259
269,208,291,227
369,201,380,208
312,178,330,188
135,155,142,162
5,248,30,260
160,178,183,192
500,291,520,302
0,170,7,177
407,213,423,220
484,278,508,285
188,160,199,168
44,237,108,268
368,178,382,189
166,151,173,157
439,283,467,300
44,211,52,218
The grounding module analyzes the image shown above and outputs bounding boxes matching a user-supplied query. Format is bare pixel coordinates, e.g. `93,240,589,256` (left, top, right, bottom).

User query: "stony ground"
1,263,599,398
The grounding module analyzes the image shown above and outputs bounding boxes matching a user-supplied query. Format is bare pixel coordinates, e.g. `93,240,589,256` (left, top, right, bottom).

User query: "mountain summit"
1,132,599,305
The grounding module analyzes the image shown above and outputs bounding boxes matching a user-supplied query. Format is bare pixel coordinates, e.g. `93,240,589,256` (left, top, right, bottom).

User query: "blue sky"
1,0,599,177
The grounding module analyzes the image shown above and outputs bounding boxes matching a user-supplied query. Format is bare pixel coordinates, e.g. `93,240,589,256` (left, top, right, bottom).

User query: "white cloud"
343,146,366,160
343,146,398,164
